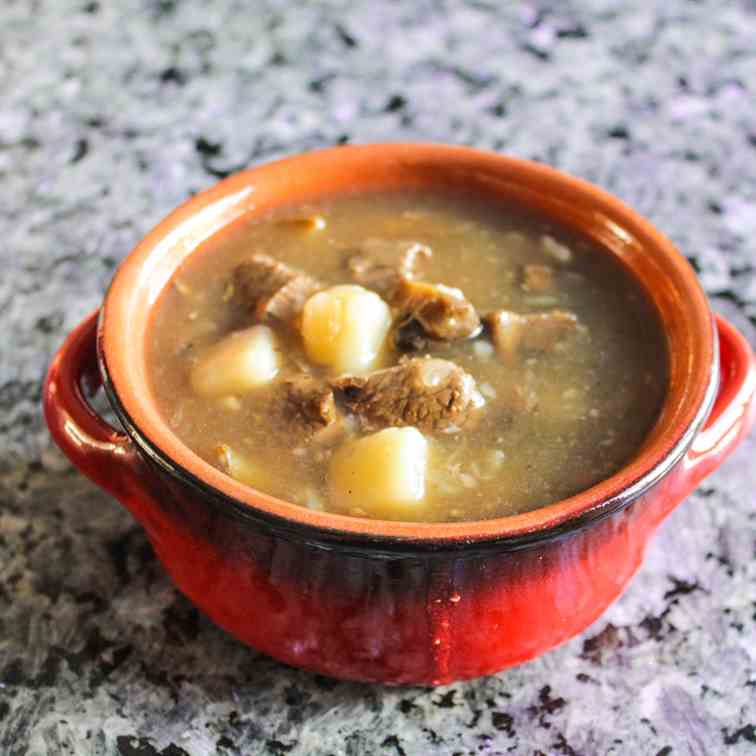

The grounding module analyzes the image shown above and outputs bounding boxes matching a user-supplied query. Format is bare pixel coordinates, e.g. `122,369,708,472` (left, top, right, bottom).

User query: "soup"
146,191,667,522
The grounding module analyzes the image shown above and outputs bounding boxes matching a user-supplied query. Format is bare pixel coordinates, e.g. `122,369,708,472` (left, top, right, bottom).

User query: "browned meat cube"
522,264,555,293
346,239,432,298
392,278,481,341
484,309,578,361
332,358,484,433
346,240,479,342
277,374,338,436
234,253,321,323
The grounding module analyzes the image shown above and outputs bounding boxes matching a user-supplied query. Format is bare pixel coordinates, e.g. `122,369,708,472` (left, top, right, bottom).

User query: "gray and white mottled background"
1,1,755,754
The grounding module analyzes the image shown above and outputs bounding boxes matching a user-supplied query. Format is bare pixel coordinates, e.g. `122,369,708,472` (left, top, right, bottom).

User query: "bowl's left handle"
43,309,143,501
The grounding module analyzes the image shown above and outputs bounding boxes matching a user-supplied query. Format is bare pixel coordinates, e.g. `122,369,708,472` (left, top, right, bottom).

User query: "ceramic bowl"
44,144,756,684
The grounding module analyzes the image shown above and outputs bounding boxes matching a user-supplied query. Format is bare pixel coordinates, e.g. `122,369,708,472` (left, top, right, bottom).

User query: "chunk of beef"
393,278,481,341
522,264,555,293
277,374,337,435
332,358,484,433
484,309,578,361
346,239,431,298
234,253,321,323
346,240,479,342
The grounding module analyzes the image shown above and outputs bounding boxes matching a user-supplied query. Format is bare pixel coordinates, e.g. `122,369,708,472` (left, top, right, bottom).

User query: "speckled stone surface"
1,1,755,754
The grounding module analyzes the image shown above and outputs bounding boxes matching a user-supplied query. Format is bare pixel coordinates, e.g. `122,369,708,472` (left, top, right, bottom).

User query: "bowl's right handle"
683,314,756,488
43,309,144,503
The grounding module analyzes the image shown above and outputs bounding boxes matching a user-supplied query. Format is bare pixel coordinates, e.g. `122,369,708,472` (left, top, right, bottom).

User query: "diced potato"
216,444,274,491
328,427,428,519
301,284,392,373
190,325,279,398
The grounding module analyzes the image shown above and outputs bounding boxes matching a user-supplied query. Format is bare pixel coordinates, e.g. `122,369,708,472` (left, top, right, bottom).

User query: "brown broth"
146,190,668,522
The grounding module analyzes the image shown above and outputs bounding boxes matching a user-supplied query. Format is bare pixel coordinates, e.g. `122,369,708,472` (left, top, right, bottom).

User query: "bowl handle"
682,314,756,486
43,309,143,501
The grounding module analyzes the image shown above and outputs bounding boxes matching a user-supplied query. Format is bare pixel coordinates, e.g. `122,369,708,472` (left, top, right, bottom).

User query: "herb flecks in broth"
147,192,668,522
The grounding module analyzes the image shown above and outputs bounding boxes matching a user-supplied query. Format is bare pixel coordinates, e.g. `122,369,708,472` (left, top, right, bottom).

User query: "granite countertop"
2,1,755,753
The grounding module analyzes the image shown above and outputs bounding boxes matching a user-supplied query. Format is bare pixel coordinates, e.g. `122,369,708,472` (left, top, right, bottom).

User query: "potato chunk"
190,325,279,398
328,427,428,519
301,284,392,373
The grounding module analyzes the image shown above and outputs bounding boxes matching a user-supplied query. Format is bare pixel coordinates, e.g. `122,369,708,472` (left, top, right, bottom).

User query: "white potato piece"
328,427,429,519
301,284,392,373
190,325,279,398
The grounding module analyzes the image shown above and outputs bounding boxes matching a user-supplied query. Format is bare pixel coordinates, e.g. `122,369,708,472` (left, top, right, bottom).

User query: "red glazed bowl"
44,144,756,685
